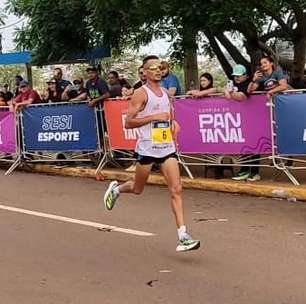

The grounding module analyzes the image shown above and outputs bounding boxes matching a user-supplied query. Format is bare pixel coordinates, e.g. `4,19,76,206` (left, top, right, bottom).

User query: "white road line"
0,204,155,237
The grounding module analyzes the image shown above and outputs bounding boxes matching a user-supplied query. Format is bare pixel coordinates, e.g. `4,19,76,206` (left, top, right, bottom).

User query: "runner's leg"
160,157,184,228
118,163,152,194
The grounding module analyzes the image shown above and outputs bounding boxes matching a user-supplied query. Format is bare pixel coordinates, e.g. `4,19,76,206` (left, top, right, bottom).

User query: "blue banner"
22,103,99,151
275,94,306,155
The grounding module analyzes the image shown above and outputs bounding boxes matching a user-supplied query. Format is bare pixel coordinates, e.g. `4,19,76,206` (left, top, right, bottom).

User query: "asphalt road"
0,171,306,304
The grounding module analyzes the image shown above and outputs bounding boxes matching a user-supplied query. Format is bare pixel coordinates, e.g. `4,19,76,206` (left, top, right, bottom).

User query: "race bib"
151,121,172,144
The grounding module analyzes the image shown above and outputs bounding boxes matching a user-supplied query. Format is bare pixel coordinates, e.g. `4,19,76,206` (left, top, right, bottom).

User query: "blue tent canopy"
0,47,111,66
0,51,31,65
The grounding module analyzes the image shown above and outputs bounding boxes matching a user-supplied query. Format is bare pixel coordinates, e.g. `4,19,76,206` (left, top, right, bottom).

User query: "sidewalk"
24,164,306,202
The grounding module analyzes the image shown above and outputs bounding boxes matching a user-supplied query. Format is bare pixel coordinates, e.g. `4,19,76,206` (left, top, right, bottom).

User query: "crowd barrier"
102,92,306,185
0,107,17,155
0,93,305,184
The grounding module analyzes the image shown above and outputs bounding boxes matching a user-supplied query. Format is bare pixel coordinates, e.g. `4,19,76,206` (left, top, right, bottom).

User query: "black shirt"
234,80,250,96
133,81,143,90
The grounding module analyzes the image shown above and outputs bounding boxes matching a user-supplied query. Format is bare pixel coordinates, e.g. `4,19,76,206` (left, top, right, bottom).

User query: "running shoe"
247,173,261,182
104,181,119,211
232,170,250,181
176,235,201,252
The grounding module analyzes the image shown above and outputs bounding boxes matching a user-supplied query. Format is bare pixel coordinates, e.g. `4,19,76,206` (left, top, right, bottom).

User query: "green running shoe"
104,181,119,211
232,170,250,181
176,235,200,252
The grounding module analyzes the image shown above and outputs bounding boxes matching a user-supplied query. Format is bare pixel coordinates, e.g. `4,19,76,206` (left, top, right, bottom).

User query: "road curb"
26,164,306,202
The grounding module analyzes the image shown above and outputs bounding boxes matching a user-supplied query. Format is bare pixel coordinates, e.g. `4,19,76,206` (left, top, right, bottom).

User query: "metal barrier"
4,101,104,174
1,92,306,185
0,106,20,175
269,90,306,185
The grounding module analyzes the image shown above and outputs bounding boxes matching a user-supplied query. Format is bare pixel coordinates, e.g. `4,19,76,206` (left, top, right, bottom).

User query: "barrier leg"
283,168,300,186
177,154,194,179
5,156,22,176
95,152,109,175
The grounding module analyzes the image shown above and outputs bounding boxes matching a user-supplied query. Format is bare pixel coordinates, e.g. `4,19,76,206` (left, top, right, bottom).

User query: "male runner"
104,55,200,252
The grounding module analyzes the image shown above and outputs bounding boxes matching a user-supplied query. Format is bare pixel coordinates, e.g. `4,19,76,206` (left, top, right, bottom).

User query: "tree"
8,0,306,87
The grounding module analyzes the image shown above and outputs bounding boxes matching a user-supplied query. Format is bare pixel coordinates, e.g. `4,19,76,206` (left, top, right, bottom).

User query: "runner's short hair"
143,55,159,66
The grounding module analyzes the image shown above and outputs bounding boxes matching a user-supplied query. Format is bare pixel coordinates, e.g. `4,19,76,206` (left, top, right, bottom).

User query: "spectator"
248,56,288,98
15,75,23,96
62,77,87,101
85,66,110,107
107,71,123,98
1,84,14,102
224,65,260,182
133,65,147,90
186,73,217,97
42,78,62,103
160,60,182,96
119,79,133,98
224,64,250,101
10,80,41,112
53,67,71,92
0,93,7,106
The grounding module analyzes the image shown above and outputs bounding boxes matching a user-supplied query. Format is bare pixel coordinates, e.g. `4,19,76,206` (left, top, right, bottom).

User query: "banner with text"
0,110,16,154
104,100,138,150
174,95,272,154
275,94,306,155
22,103,98,151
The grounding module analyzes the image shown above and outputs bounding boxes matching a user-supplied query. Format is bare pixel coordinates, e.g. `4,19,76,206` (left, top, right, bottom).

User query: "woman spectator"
42,78,62,103
62,77,87,101
186,73,217,97
248,56,288,98
0,93,7,106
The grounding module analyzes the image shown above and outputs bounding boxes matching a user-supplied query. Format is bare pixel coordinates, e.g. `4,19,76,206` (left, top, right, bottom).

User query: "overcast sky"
0,0,169,55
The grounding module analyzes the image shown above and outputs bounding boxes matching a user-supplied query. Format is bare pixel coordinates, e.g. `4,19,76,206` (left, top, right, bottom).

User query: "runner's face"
260,58,273,72
144,60,162,82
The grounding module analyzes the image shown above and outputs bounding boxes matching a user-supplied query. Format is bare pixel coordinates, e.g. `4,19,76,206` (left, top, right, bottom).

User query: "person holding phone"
248,56,288,98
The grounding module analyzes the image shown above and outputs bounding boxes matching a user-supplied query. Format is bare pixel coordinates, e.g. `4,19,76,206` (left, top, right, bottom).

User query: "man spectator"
1,84,14,102
53,67,71,92
85,66,110,107
62,77,87,101
224,64,250,101
133,65,147,89
160,60,182,96
10,80,41,112
15,75,23,96
107,71,123,98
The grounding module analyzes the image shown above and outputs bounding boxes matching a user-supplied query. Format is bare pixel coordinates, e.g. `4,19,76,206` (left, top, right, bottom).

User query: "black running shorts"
135,153,178,165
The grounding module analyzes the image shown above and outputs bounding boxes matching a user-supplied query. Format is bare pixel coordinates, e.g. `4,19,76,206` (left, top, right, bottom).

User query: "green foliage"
0,65,24,90
6,0,306,81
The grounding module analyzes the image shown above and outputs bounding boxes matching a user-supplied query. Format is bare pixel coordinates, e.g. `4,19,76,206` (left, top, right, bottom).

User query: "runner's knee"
169,184,182,197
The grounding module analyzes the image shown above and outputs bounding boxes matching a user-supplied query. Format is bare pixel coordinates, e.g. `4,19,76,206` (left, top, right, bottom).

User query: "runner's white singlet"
135,85,176,158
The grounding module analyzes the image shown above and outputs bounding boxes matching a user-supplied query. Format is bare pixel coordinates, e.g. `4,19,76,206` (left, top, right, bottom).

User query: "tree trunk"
216,32,250,68
182,27,199,91
245,42,265,74
291,36,306,87
205,30,233,78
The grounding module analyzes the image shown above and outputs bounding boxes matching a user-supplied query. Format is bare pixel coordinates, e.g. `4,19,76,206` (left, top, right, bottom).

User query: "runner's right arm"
125,88,169,129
